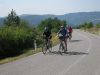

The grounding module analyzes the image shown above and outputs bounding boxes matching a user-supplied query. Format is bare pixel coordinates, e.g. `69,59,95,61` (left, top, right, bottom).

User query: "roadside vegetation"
79,22,100,35
0,9,67,64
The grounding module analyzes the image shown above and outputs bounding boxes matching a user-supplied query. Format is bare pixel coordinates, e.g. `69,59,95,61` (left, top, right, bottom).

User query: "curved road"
0,30,100,75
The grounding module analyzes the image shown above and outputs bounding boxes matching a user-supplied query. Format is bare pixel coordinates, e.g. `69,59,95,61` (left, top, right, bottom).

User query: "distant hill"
20,14,55,26
0,12,100,27
62,12,100,26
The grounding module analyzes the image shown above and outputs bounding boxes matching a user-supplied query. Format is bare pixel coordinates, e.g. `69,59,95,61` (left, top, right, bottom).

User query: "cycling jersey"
58,28,67,37
43,28,52,41
68,26,72,33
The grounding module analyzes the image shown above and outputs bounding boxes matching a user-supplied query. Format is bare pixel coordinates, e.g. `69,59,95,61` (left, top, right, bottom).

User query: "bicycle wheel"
48,41,52,52
42,39,48,54
69,33,72,41
59,41,66,54
42,44,47,54
59,42,63,55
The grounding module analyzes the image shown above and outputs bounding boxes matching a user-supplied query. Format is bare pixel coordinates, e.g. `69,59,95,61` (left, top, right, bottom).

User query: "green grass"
0,33,59,64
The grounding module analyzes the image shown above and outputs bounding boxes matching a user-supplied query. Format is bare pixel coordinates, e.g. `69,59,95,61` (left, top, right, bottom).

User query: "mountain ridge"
0,12,100,27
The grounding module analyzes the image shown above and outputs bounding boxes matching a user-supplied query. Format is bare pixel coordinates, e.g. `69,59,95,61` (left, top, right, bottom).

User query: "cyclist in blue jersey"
58,25,68,52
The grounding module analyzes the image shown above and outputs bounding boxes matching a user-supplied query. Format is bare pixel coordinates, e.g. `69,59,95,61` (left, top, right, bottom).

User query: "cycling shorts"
59,36,66,41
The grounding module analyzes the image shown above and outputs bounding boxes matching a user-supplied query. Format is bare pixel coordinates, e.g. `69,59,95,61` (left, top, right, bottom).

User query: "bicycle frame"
42,38,52,54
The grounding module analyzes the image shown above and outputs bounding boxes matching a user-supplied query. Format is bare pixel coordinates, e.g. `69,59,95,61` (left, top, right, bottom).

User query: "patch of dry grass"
51,33,59,46
86,28,100,35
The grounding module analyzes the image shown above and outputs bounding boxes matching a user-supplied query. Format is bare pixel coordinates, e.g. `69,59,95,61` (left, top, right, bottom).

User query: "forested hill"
0,12,100,26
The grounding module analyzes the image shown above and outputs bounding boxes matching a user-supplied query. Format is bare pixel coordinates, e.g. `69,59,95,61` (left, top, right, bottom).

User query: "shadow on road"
46,51,62,55
45,51,88,56
70,40,82,43
66,51,88,55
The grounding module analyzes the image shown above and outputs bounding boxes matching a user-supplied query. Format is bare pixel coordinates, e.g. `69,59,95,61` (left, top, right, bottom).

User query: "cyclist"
58,25,68,52
67,25,73,40
43,26,52,49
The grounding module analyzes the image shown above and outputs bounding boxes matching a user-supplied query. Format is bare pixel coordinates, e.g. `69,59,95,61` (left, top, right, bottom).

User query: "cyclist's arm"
49,31,52,39
43,31,46,39
57,30,61,35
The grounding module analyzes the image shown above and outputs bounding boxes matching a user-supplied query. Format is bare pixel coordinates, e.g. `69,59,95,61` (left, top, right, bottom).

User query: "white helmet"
44,26,49,31
60,25,64,28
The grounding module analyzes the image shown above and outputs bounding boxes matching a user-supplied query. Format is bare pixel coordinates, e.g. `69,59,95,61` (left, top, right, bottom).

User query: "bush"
96,24,100,28
0,26,36,57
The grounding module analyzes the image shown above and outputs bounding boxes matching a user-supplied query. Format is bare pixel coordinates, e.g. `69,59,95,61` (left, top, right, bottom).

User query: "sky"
0,0,100,17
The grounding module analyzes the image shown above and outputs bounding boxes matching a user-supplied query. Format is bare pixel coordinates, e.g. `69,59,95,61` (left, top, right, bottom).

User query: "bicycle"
59,37,67,55
68,32,72,41
42,38,52,54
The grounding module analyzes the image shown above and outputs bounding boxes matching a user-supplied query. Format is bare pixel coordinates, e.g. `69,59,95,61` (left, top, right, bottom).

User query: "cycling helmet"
60,25,64,28
44,26,49,31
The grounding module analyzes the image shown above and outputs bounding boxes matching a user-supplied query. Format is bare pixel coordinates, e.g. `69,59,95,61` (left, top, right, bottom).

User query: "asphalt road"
0,30,100,75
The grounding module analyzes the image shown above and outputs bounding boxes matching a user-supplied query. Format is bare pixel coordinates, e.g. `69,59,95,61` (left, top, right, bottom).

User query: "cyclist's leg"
70,32,72,38
43,37,48,49
70,32,72,40
69,32,71,40
48,38,52,52
59,37,63,51
49,39,52,48
58,37,63,55
64,37,68,51
60,37,63,45
46,37,49,49
42,38,47,54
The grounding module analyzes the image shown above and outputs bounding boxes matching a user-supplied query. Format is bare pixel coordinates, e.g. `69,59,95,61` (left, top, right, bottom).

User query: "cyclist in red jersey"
67,25,73,41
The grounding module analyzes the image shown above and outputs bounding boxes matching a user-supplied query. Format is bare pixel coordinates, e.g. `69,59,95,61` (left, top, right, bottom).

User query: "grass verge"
0,48,41,64
81,28,100,35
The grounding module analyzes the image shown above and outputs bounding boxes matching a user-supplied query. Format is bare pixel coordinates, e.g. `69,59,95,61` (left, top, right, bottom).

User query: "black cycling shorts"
59,36,66,41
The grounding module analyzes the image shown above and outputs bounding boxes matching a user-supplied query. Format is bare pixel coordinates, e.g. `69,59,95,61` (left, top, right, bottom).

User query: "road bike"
59,38,67,55
42,38,52,54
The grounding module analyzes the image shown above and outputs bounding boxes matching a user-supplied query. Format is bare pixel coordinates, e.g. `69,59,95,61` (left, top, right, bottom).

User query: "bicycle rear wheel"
48,41,52,52
59,43,64,55
42,45,47,54
42,39,48,54
69,33,72,41
59,41,66,54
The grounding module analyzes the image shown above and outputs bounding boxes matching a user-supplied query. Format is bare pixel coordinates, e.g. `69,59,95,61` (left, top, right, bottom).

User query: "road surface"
0,30,100,75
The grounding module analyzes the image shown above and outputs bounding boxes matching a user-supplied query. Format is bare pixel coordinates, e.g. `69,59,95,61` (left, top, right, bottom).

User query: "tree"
4,9,20,26
96,23,100,28
38,17,67,32
62,20,67,27
86,22,93,28
19,19,29,28
80,22,93,29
